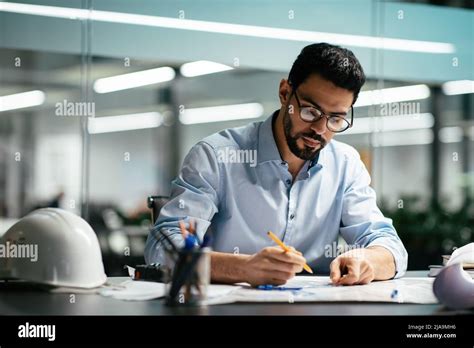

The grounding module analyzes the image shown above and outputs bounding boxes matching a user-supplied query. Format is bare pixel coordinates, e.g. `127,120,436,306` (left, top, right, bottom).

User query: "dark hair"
288,43,366,104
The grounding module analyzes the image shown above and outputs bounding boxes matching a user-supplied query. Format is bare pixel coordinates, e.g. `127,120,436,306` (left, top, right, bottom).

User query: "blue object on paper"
257,285,303,291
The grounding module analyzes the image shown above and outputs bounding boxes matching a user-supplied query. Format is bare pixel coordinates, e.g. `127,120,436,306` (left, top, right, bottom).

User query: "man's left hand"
329,246,395,285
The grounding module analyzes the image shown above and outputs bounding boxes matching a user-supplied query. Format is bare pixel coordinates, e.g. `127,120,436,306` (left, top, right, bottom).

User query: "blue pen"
184,234,197,250
257,285,303,291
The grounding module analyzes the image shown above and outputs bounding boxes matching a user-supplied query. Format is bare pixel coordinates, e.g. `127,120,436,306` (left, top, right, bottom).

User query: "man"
145,43,408,286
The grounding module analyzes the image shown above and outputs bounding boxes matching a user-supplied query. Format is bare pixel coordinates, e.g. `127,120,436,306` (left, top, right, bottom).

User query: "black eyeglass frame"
290,86,354,133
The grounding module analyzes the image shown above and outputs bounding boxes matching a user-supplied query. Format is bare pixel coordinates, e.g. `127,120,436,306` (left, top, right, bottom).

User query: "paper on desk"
204,276,439,305
203,284,241,305
99,280,166,301
98,278,238,302
287,276,437,304
97,276,438,304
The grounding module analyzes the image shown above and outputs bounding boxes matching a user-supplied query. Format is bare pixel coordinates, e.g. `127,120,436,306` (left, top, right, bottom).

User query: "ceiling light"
0,90,45,112
179,103,263,125
88,112,162,134
354,85,430,108
180,60,233,77
344,113,434,135
372,129,434,147
0,2,456,54
439,126,463,143
442,80,474,95
93,67,175,94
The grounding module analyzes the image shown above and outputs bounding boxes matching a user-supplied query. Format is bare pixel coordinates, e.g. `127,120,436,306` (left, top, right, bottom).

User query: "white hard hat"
0,208,107,289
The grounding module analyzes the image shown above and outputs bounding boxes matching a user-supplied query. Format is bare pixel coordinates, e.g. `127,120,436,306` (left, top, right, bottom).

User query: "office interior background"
0,0,472,275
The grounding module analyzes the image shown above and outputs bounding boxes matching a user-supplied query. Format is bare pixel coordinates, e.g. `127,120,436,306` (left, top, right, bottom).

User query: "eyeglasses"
292,88,353,133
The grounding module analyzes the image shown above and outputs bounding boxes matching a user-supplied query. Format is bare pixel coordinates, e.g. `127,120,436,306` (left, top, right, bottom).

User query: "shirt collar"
257,110,323,169
257,111,283,165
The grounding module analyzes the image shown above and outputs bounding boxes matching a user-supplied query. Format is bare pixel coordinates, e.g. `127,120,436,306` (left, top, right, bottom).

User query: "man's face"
280,74,354,160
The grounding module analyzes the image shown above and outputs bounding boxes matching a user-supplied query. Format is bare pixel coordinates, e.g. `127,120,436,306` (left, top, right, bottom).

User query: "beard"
283,108,327,161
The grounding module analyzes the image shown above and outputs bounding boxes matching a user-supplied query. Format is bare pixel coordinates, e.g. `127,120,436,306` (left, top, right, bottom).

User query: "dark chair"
147,195,170,225
147,195,214,236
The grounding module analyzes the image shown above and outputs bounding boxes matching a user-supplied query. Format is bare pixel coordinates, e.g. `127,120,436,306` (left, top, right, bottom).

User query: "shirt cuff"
367,237,408,278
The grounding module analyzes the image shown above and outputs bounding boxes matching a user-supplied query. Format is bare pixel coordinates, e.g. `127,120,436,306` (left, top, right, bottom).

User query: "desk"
0,271,470,315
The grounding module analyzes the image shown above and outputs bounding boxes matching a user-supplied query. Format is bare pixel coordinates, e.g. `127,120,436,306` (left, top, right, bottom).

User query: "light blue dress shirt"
145,111,408,277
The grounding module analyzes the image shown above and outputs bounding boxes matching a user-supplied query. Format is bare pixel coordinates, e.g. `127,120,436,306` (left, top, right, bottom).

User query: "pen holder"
165,247,211,306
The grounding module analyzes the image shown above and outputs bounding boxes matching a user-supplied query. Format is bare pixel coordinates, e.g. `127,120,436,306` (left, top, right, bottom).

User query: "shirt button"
289,213,295,220
286,179,291,185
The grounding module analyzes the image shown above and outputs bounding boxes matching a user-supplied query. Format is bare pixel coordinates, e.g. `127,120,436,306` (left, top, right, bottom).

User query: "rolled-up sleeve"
144,141,220,265
339,152,408,278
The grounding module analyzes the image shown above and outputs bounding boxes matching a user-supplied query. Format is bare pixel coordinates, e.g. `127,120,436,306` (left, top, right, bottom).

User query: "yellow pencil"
267,231,313,274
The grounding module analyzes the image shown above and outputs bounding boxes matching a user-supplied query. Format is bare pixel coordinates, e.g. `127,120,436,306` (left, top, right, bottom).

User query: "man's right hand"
242,246,307,286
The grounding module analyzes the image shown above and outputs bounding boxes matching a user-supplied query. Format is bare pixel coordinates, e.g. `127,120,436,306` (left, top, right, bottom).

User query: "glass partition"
0,0,472,275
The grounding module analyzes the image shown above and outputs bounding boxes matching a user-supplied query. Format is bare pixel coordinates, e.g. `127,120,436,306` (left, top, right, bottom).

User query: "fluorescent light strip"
372,129,433,147
439,126,463,143
442,80,474,95
0,90,45,112
343,113,434,135
0,2,455,54
354,85,430,108
93,67,175,94
88,112,162,134
179,103,263,125
180,60,233,77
